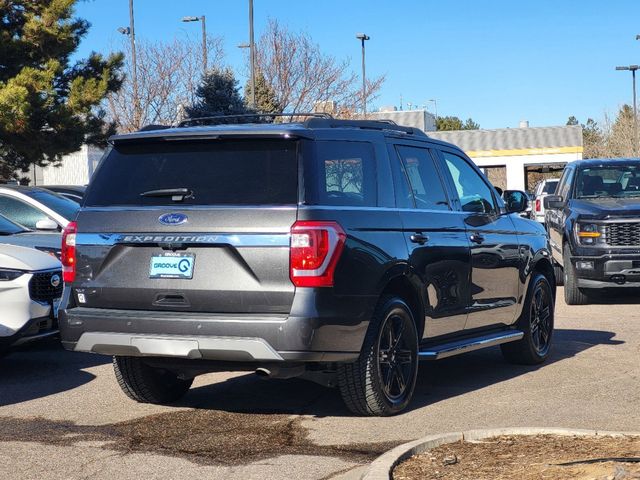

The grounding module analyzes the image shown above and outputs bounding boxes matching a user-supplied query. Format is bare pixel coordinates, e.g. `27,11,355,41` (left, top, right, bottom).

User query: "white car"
533,178,560,223
0,244,62,352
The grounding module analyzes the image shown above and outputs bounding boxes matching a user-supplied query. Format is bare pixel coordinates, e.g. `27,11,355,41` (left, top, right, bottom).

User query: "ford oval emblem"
50,274,61,288
158,213,188,226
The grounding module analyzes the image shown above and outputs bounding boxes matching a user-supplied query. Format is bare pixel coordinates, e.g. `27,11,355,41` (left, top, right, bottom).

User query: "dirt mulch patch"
393,435,640,480
0,411,400,466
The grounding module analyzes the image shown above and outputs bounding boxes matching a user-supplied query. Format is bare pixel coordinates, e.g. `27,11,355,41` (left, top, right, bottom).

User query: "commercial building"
429,123,583,191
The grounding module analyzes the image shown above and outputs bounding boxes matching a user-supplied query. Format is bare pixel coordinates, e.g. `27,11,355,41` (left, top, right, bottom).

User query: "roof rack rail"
177,112,333,127
303,117,428,137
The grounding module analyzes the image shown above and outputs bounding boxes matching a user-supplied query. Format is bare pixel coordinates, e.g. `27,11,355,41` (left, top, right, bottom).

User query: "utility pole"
356,33,370,116
248,0,256,109
119,0,140,128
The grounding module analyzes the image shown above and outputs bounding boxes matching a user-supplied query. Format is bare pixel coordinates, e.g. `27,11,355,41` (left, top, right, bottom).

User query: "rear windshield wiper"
140,188,194,202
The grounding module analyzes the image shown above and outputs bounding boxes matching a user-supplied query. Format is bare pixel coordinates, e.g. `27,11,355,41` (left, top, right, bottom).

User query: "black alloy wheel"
377,312,415,402
529,279,552,356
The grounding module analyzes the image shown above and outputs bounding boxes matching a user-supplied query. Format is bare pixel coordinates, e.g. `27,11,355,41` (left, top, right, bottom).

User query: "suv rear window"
542,181,558,194
84,140,298,206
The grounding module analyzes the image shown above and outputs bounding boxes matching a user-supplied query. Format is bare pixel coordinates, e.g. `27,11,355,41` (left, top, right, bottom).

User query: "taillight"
535,199,541,212
290,221,346,287
61,221,77,283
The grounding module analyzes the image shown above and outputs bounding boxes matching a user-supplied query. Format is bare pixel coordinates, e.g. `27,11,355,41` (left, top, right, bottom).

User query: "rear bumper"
59,290,376,363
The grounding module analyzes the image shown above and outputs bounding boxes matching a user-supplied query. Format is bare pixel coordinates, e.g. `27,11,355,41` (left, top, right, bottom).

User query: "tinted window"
25,189,79,220
305,141,376,207
84,140,298,206
442,152,496,214
558,168,574,200
542,180,558,194
396,146,449,210
0,195,49,230
0,214,25,235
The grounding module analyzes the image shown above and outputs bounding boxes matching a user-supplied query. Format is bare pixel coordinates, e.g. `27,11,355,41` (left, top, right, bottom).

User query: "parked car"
545,158,640,304
0,214,61,258
43,185,86,204
59,115,555,416
0,243,62,353
533,178,560,223
0,185,79,231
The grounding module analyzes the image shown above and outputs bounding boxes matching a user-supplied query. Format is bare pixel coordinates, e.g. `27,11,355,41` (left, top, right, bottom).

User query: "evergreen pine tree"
244,70,283,114
187,68,248,119
0,0,123,180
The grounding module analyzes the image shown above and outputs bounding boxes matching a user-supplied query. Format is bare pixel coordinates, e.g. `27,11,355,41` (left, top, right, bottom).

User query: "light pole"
616,65,639,155
118,0,139,128
248,0,256,109
356,33,370,116
427,98,438,124
182,16,207,73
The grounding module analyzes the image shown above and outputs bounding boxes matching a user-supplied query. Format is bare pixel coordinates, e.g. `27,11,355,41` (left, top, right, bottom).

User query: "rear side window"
396,146,449,210
305,141,377,207
84,140,298,206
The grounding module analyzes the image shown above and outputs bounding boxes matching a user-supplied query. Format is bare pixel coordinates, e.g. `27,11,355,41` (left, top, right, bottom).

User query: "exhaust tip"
255,367,271,378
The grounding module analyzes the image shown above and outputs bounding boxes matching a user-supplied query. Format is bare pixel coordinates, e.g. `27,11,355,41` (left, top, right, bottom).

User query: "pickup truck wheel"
553,262,564,287
563,246,589,305
501,272,554,365
113,356,193,404
337,296,418,416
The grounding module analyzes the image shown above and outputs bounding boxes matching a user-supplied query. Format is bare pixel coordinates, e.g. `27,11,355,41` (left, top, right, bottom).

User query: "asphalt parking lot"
1,287,639,480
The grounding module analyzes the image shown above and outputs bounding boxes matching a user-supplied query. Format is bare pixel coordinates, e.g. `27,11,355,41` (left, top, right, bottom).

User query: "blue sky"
75,0,640,129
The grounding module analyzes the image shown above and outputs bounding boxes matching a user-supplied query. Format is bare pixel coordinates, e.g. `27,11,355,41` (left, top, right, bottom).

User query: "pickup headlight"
575,223,604,246
0,268,25,281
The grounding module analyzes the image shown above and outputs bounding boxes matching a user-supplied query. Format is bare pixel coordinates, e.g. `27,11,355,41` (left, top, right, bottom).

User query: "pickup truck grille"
29,270,63,302
605,223,640,247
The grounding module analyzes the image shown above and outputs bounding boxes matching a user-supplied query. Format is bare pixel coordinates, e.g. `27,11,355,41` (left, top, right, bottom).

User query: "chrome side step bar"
419,330,524,361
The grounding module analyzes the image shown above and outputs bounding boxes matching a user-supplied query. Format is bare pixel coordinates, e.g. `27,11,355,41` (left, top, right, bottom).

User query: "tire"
501,272,554,365
337,296,419,416
563,245,590,305
113,356,193,404
553,262,564,287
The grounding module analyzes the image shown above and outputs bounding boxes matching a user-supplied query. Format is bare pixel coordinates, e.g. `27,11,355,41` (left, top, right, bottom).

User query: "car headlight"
575,222,603,246
0,268,25,281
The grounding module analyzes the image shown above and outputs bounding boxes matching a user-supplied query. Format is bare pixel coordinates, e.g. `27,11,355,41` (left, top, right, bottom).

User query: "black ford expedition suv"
59,115,555,416
545,158,640,304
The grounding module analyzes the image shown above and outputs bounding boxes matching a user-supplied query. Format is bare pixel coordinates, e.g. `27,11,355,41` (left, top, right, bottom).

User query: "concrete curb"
361,427,640,480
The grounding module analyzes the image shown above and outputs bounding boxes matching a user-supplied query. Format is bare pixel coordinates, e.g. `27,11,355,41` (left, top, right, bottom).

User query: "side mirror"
502,190,529,214
544,195,564,210
35,218,59,231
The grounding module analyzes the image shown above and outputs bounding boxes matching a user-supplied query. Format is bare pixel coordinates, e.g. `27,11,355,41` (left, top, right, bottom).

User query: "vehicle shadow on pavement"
581,289,640,304
177,327,622,417
0,340,110,407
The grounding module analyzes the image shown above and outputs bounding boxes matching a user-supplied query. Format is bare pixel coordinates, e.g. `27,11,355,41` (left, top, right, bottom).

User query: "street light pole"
356,33,370,117
616,65,639,155
128,0,139,128
428,98,438,121
182,16,207,74
249,0,256,109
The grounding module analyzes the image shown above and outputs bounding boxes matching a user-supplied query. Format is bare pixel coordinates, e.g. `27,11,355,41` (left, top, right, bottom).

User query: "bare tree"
255,19,385,115
107,36,224,132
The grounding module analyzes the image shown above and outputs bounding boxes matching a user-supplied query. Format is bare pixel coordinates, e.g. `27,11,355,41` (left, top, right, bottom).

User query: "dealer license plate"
149,253,195,279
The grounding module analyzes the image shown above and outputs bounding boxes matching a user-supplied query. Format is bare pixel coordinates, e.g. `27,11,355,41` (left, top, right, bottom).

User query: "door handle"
410,233,429,245
469,233,485,244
